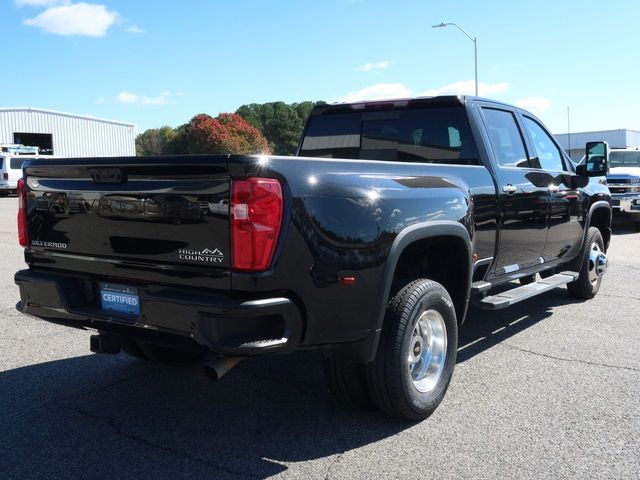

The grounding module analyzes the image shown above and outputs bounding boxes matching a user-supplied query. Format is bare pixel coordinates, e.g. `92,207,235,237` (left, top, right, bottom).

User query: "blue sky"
3,0,640,136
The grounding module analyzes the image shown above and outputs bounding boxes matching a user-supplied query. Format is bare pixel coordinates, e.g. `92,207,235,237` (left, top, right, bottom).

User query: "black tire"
634,222,640,232
138,341,206,366
366,279,458,421
567,227,606,299
0,191,8,197
519,274,536,285
323,357,375,410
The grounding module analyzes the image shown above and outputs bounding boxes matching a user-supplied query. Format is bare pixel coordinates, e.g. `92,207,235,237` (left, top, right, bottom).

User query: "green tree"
236,101,326,155
135,126,177,156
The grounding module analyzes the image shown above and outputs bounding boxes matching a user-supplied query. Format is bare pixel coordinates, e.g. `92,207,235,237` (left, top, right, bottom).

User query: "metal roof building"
0,108,135,157
554,129,640,162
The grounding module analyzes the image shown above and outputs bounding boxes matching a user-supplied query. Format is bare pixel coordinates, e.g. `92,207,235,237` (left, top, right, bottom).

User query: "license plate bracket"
100,282,140,316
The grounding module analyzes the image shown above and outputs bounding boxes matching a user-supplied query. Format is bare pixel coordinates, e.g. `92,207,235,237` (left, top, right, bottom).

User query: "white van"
1,144,40,196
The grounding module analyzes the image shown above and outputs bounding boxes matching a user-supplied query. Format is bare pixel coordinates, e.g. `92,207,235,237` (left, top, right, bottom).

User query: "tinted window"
10,158,26,170
522,116,565,171
300,106,479,165
610,151,640,167
482,108,529,168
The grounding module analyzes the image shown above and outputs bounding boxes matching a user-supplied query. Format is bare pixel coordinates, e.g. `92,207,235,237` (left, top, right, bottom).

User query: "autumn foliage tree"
185,113,269,155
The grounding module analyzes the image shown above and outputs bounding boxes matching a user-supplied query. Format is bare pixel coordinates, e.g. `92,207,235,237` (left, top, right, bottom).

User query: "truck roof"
310,95,516,117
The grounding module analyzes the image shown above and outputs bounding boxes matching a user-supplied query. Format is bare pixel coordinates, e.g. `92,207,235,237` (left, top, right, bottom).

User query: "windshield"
610,151,640,167
299,106,479,165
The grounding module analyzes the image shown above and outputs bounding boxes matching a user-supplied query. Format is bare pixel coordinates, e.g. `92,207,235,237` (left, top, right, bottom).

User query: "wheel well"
589,207,612,250
392,236,470,323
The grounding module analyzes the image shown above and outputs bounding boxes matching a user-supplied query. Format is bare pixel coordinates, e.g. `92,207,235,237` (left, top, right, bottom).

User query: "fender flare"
585,200,612,250
362,220,473,363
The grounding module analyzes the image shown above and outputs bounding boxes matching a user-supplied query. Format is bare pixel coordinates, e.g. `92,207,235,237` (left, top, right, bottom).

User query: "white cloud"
419,80,509,97
336,83,412,103
125,25,145,34
95,97,105,104
515,97,552,113
24,2,119,37
116,91,175,106
355,61,391,72
116,91,139,104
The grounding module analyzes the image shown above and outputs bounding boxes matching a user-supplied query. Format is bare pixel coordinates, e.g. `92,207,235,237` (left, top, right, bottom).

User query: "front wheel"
366,279,458,421
567,227,607,299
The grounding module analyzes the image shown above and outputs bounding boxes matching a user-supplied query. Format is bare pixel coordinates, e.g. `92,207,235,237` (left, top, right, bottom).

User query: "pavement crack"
499,342,640,373
598,293,640,302
1,366,161,421
64,405,255,478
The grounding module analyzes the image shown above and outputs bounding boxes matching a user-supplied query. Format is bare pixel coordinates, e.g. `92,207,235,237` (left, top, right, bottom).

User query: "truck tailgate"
24,157,231,290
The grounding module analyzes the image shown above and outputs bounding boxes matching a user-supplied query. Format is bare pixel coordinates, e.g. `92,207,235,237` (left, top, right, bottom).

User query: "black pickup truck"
14,96,611,421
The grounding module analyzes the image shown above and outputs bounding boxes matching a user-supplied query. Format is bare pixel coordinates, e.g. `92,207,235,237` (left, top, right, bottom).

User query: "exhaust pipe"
203,356,244,380
90,333,121,354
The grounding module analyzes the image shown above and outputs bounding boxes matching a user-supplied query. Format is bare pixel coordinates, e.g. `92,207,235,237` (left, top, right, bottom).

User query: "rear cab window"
300,105,480,165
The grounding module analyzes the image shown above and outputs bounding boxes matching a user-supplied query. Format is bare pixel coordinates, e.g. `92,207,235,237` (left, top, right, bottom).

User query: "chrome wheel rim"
407,309,447,393
587,242,607,285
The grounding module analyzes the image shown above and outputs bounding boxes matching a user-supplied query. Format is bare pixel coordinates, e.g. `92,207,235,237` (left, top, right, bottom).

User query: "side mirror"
577,141,609,177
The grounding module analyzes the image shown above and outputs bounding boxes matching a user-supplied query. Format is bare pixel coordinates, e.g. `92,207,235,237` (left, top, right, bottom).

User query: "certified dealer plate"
100,282,140,316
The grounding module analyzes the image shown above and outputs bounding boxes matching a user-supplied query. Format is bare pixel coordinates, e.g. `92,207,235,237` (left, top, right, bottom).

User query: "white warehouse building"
0,107,136,157
554,129,640,162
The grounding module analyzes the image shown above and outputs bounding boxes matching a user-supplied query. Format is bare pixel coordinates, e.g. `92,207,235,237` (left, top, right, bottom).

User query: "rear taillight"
3,173,7,180
17,178,29,247
231,178,283,272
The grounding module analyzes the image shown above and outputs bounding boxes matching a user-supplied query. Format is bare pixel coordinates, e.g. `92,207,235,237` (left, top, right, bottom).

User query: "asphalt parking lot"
0,196,638,479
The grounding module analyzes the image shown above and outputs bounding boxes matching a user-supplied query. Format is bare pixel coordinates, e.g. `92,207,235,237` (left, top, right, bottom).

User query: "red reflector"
231,178,283,272
17,178,29,247
340,276,356,286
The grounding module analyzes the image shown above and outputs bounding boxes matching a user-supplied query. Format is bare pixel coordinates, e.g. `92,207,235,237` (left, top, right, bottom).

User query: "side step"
477,271,579,310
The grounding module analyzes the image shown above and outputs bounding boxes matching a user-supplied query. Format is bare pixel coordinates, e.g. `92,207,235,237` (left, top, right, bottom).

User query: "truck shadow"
0,350,404,479
0,288,579,479
458,287,580,363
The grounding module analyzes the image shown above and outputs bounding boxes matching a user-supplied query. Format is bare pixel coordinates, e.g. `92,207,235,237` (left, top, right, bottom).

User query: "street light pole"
432,22,478,96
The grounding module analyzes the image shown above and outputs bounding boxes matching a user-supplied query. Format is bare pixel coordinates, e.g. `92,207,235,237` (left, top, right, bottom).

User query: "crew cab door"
520,115,583,262
479,106,548,275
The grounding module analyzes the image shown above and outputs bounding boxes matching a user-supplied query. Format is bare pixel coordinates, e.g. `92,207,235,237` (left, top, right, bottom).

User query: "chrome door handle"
548,184,560,193
502,184,517,194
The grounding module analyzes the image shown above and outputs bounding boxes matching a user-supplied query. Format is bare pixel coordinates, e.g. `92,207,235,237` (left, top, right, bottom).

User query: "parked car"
0,144,48,197
604,147,640,230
